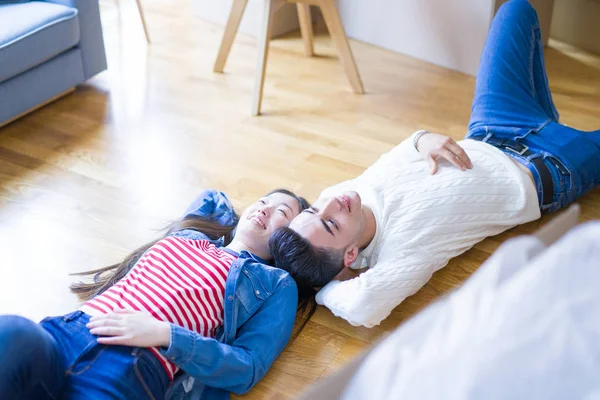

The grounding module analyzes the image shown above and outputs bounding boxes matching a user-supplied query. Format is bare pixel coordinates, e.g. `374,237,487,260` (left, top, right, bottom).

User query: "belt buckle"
506,143,529,156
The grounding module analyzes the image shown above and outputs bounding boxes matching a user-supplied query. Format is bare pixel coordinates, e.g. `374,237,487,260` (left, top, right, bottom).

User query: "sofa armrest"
42,0,107,79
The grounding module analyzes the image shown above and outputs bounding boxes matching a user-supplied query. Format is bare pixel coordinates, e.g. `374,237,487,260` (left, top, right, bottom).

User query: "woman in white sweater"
269,0,600,328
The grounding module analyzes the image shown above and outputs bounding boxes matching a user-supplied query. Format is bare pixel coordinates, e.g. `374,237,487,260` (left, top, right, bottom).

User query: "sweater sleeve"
375,131,424,165
316,219,535,328
315,253,440,328
315,232,489,328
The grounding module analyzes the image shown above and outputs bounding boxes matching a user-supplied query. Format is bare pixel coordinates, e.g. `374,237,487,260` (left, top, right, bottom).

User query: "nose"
257,205,272,217
322,197,341,213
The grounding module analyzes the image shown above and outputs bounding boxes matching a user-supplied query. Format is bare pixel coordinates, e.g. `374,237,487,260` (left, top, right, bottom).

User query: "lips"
249,215,266,230
339,195,351,213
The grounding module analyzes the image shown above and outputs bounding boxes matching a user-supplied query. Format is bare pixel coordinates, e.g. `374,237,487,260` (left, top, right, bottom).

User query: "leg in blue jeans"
468,0,559,132
0,315,66,399
44,311,169,400
467,0,600,212
0,312,169,400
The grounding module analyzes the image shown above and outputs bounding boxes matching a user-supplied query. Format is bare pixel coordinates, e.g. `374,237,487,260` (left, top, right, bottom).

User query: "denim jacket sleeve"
182,189,238,226
159,277,298,394
171,189,239,242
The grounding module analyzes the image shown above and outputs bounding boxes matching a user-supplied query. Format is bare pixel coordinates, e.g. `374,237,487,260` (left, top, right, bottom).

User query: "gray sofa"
0,0,107,126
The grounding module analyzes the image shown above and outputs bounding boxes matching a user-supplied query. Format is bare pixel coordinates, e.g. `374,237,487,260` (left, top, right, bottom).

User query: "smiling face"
234,191,303,259
289,190,365,267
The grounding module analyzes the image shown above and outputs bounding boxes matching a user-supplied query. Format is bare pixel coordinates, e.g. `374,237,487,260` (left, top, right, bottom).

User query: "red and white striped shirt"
84,237,236,379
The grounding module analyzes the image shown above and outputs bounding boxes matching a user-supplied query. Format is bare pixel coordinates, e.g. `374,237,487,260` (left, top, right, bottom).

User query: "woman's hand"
416,132,473,174
87,309,171,348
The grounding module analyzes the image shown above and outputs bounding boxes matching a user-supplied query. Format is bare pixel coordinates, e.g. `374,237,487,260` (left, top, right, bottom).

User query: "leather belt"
472,136,554,206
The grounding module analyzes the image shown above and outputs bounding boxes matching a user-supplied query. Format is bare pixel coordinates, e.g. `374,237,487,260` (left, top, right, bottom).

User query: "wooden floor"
1,1,599,398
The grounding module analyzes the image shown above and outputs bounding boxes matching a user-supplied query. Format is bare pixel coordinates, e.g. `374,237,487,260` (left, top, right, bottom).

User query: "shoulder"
241,259,298,294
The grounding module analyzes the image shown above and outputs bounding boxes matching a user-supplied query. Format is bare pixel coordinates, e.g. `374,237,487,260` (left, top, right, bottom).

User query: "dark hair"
269,227,345,337
269,188,310,214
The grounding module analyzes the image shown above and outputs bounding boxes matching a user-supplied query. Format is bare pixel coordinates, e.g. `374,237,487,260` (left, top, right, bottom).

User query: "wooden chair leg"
214,0,249,73
252,0,279,116
297,4,314,57
135,0,151,44
318,0,364,93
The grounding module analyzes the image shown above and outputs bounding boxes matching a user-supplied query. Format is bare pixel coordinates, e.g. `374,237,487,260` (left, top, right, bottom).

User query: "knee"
497,0,537,20
0,316,47,355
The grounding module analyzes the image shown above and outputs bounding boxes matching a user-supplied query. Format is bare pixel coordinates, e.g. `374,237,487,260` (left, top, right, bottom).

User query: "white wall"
336,0,495,76
192,0,563,77
191,0,300,38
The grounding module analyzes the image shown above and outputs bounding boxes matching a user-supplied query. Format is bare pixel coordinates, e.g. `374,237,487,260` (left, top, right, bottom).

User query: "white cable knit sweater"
315,132,541,327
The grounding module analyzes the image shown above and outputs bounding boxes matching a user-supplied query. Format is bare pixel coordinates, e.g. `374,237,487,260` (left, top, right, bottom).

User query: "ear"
343,244,359,268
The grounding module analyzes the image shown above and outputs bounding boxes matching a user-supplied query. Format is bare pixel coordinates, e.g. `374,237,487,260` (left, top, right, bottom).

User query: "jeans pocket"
66,342,108,376
132,349,169,400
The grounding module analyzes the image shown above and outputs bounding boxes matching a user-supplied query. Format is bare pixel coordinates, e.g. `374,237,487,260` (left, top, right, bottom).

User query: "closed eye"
327,218,338,230
278,209,288,218
320,219,334,236
303,207,334,235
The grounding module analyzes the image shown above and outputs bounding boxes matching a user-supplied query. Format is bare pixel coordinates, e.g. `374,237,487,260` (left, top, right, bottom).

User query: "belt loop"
62,310,84,322
536,118,553,132
515,128,532,141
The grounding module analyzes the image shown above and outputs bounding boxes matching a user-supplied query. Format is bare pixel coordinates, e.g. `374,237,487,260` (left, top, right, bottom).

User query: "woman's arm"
160,279,297,394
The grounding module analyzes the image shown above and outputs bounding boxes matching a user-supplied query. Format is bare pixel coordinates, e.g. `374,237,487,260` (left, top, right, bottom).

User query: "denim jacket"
161,190,298,400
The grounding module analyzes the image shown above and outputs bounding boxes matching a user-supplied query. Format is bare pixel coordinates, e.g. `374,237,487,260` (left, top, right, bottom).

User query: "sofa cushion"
0,1,80,83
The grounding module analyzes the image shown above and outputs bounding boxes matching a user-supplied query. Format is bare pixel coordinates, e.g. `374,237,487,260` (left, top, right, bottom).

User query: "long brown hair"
70,215,238,302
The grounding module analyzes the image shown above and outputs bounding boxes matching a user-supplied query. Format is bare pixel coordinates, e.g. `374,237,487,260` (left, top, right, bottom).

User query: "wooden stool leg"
318,0,364,93
252,0,278,116
135,0,151,44
297,4,314,57
214,0,249,73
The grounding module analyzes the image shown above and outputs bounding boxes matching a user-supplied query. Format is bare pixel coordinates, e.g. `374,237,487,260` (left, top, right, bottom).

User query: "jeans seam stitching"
533,24,560,122
529,26,535,98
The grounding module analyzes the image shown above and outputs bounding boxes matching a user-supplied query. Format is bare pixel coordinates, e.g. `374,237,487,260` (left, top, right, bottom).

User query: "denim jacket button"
228,295,233,301
255,290,260,295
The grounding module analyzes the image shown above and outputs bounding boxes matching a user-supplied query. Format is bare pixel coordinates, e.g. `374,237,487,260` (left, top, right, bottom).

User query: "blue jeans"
466,0,600,213
0,311,169,400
